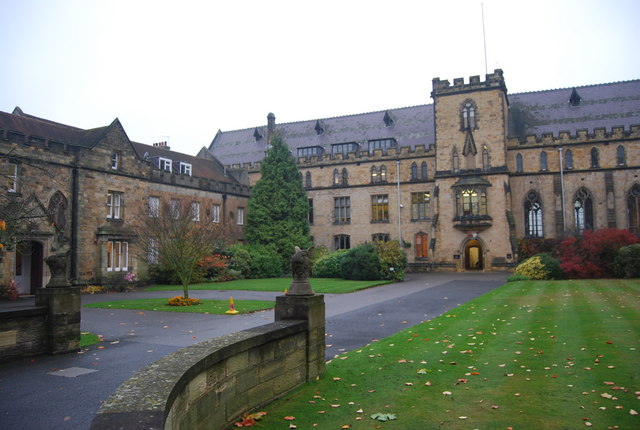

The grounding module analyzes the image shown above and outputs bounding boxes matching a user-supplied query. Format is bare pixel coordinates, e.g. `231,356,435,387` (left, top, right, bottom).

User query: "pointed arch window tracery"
524,191,543,238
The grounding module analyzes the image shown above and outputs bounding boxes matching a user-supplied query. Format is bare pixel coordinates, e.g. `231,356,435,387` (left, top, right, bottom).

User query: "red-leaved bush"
559,228,639,278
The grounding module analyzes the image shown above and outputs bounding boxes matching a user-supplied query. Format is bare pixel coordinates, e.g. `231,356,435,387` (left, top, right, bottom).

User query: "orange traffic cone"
225,296,240,315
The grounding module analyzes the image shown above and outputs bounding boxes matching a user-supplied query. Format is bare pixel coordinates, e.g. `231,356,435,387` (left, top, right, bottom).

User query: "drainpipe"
70,153,79,283
396,160,402,246
558,147,566,233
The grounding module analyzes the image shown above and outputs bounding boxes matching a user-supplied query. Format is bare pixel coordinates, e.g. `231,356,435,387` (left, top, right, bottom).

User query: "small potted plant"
5,279,19,300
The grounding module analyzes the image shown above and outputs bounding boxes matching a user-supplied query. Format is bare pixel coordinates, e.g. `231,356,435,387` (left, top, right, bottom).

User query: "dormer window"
314,120,324,135
461,100,477,130
332,142,358,156
179,162,192,176
368,138,396,154
569,88,581,107
297,146,323,158
383,110,394,127
159,157,172,172
253,127,263,141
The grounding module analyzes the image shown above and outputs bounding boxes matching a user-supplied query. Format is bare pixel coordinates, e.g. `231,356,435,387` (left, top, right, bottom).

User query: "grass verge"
83,298,275,314
144,278,391,294
80,331,101,347
256,279,640,429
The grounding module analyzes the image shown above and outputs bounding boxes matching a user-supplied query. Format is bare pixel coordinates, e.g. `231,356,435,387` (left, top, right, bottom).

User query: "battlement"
230,144,435,172
508,124,640,147
432,69,506,96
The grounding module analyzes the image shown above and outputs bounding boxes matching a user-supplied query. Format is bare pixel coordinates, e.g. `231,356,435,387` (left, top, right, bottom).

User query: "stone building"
0,108,249,294
210,70,640,271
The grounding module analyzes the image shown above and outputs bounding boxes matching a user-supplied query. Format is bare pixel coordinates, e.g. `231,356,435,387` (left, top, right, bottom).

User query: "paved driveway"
0,272,508,430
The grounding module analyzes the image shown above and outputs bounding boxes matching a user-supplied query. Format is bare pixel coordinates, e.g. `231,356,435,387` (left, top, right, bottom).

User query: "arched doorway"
464,239,483,270
15,241,44,294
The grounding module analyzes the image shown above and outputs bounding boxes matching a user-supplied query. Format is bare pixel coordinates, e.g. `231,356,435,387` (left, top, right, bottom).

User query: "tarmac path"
0,272,508,430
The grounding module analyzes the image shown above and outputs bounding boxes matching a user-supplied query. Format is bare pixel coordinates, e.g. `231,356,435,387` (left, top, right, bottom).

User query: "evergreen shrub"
228,244,251,278
245,244,284,278
312,250,347,278
375,240,407,281
340,243,382,280
613,244,640,278
514,253,562,280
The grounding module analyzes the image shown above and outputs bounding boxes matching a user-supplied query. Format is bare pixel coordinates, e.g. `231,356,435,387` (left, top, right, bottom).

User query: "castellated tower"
430,70,515,270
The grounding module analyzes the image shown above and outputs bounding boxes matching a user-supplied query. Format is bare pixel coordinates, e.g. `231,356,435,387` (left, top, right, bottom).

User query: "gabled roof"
1,107,240,185
209,78,640,166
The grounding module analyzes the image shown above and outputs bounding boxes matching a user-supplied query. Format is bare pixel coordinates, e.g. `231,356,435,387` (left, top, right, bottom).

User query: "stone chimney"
153,141,170,150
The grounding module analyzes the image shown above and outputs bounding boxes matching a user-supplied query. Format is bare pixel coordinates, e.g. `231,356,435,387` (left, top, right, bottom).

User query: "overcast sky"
2,0,638,155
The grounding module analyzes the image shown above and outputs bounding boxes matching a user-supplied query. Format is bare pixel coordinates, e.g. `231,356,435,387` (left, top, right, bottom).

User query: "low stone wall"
91,320,311,430
0,306,48,363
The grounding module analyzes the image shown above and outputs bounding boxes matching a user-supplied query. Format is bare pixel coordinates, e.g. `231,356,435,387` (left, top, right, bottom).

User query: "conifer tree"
245,133,312,270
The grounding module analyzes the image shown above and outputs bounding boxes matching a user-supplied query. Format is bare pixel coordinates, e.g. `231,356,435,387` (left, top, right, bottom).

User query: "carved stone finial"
287,246,314,296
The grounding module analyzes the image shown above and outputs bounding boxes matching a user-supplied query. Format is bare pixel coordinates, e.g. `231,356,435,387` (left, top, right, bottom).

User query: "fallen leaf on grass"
370,413,397,421
284,416,296,421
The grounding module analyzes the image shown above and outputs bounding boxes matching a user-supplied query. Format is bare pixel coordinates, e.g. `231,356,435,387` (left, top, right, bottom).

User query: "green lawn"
255,279,640,429
83,298,275,314
144,278,391,294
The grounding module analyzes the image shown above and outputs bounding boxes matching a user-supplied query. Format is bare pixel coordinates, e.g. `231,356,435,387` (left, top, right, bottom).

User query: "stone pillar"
275,294,325,381
35,251,80,355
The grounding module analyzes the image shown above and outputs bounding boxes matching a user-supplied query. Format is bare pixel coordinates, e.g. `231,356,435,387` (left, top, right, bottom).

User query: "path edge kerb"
90,320,307,430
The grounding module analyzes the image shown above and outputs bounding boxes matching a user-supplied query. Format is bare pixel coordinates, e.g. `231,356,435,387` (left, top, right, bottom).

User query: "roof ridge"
510,78,640,97
11,107,85,132
219,103,434,133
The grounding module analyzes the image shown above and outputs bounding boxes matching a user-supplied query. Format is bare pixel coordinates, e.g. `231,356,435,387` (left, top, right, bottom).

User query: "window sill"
333,221,351,225
410,218,431,222
370,220,390,224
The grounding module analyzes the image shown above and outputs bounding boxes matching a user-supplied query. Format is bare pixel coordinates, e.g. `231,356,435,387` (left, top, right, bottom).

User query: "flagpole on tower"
481,2,488,75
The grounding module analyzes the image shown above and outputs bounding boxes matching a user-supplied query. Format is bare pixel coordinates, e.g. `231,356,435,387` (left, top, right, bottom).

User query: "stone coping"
0,305,48,319
92,320,307,429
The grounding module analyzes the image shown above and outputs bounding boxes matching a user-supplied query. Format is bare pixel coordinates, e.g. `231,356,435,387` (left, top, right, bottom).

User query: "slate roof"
508,80,640,138
130,142,236,183
209,104,435,166
210,79,640,166
0,107,110,147
0,107,239,185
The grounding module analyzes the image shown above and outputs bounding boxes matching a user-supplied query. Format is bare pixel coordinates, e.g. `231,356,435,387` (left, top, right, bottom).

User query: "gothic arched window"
574,188,594,233
48,191,68,231
421,161,428,179
411,162,418,180
524,191,543,238
305,171,312,188
461,100,477,130
540,151,548,171
333,169,340,186
371,166,378,183
590,147,600,168
617,145,626,166
341,168,348,185
516,153,523,173
627,184,640,235
565,149,574,169
380,165,387,182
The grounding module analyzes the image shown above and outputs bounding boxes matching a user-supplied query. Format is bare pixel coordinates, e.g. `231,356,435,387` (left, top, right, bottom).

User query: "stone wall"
92,292,325,430
0,306,48,362
91,321,311,430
